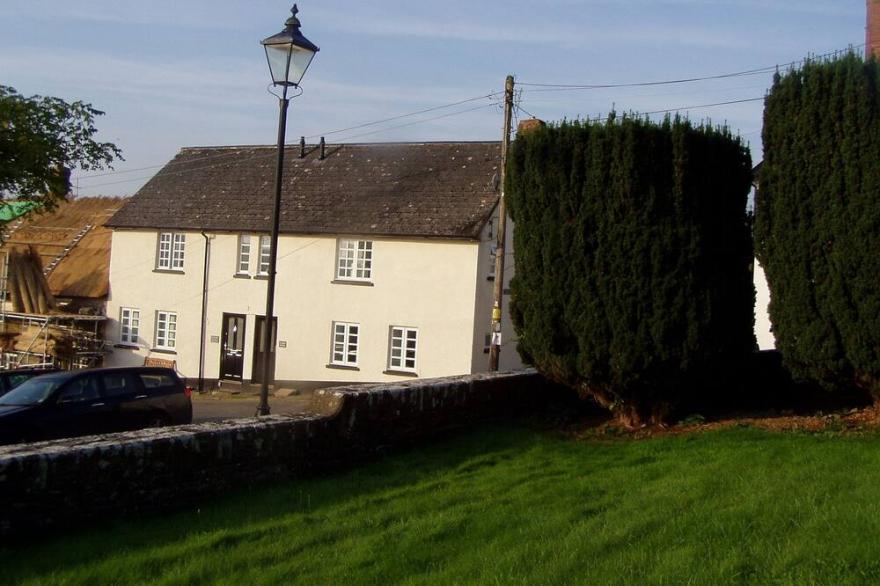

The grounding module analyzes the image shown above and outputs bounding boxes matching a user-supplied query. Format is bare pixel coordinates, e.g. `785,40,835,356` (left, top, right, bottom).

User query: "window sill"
383,369,418,378
254,274,270,280
326,363,359,371
151,348,177,355
331,279,374,287
114,343,141,350
152,269,185,275
233,273,251,279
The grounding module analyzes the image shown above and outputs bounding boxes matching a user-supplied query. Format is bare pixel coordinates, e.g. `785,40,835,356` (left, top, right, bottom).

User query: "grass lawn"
5,423,880,585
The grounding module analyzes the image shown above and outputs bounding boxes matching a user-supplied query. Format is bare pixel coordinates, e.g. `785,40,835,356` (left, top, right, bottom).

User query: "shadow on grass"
0,422,548,579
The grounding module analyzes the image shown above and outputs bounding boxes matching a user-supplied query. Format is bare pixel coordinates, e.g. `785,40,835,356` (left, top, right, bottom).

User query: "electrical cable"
76,90,503,182
78,102,502,189
517,45,864,91
75,43,861,189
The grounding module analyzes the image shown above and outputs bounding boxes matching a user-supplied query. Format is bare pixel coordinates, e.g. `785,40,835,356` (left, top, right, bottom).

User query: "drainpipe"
198,231,211,392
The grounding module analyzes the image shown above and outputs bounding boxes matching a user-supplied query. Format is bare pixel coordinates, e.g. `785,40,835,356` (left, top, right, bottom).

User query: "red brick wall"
868,0,880,58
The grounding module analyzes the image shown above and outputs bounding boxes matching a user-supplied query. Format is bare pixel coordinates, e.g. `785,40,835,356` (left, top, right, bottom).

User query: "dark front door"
251,316,277,385
220,313,246,381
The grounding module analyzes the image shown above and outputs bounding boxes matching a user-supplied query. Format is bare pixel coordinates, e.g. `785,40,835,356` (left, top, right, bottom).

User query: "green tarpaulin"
0,201,41,223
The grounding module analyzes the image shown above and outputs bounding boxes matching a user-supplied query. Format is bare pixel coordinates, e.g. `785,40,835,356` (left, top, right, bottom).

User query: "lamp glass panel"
265,44,293,85
287,46,316,85
265,43,316,86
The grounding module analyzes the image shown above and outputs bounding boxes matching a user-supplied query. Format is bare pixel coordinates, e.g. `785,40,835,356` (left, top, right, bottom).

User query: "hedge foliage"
756,53,880,397
507,115,755,424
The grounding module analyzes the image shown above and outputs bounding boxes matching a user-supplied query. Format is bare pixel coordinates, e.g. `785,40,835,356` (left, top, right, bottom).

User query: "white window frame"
331,321,359,367
258,235,271,276
156,232,186,271
119,307,140,345
336,239,373,281
388,326,418,372
155,311,178,351
237,235,251,274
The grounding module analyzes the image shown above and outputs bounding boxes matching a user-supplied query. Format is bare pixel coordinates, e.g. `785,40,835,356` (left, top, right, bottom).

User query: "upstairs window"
157,232,186,270
337,239,373,281
331,322,359,367
259,235,271,276
237,235,251,274
389,326,418,372
119,307,140,345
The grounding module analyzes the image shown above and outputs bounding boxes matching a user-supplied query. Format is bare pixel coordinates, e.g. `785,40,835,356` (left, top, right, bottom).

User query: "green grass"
5,424,880,585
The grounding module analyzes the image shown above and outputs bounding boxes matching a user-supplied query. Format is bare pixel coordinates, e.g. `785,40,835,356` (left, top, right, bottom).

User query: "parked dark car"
0,368,59,396
0,367,192,445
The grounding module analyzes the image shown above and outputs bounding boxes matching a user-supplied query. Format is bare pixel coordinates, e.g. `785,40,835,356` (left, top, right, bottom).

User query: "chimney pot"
320,137,326,160
299,136,305,158
517,118,546,136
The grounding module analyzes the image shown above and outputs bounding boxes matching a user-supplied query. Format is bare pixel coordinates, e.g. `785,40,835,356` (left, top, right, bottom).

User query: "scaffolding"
0,250,107,371
0,311,106,370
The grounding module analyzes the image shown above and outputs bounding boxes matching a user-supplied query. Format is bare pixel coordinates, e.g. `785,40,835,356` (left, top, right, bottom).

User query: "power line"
305,91,503,140
78,102,502,190
76,90,503,184
76,43,861,190
334,102,498,143
518,45,864,92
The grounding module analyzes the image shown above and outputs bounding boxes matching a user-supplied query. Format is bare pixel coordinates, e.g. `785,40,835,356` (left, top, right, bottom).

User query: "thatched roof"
1,197,125,299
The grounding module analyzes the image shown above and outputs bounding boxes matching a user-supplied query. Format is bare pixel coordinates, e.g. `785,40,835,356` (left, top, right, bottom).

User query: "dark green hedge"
756,53,880,397
507,115,755,424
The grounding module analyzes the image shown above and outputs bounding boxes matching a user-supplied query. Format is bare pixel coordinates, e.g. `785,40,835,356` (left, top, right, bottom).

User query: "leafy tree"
756,53,880,399
0,85,122,209
507,115,754,426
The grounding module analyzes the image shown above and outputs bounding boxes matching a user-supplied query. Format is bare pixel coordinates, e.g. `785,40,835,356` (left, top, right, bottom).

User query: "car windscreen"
0,377,65,406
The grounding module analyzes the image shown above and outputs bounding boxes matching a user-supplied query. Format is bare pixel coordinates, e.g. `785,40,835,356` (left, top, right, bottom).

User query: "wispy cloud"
316,10,802,51
6,0,261,30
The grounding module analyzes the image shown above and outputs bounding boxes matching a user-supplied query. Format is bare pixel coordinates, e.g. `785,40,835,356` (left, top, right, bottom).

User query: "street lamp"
256,4,319,416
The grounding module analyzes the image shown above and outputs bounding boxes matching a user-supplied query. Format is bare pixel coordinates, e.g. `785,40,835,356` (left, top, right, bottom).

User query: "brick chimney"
517,118,546,135
868,0,880,59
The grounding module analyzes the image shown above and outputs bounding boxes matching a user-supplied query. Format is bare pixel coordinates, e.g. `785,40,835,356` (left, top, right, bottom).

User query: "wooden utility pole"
489,75,514,371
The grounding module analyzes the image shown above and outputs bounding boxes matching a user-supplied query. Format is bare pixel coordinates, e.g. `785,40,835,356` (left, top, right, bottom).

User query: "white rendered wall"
106,230,485,385
754,260,775,350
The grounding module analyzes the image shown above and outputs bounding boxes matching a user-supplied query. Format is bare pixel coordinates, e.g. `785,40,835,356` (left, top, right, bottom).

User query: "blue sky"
0,1,866,196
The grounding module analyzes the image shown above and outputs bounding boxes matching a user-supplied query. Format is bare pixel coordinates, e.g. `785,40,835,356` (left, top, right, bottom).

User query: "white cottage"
104,141,522,390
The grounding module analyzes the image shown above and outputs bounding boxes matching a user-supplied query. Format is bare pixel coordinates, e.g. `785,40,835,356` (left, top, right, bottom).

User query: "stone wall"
0,369,548,538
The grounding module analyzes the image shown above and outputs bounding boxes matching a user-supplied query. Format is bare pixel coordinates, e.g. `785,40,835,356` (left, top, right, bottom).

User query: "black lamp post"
257,4,319,416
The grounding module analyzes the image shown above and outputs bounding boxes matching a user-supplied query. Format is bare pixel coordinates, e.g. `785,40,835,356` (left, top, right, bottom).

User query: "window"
101,373,138,398
258,235,271,275
120,307,140,344
389,326,418,372
57,376,100,404
237,235,251,274
140,373,178,389
336,239,373,281
331,322,359,366
156,232,186,270
155,311,177,350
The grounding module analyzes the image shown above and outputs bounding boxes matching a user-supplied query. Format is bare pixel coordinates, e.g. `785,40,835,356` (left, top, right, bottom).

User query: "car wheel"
145,413,172,428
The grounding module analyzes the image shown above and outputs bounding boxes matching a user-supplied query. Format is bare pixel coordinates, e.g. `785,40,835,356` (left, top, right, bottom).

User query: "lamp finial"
286,4,301,28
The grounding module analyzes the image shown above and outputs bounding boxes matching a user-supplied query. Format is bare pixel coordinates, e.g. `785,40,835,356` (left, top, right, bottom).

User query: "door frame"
219,312,247,381
250,315,277,385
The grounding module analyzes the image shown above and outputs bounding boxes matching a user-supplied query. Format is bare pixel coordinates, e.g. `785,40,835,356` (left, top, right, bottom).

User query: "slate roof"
108,141,502,240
